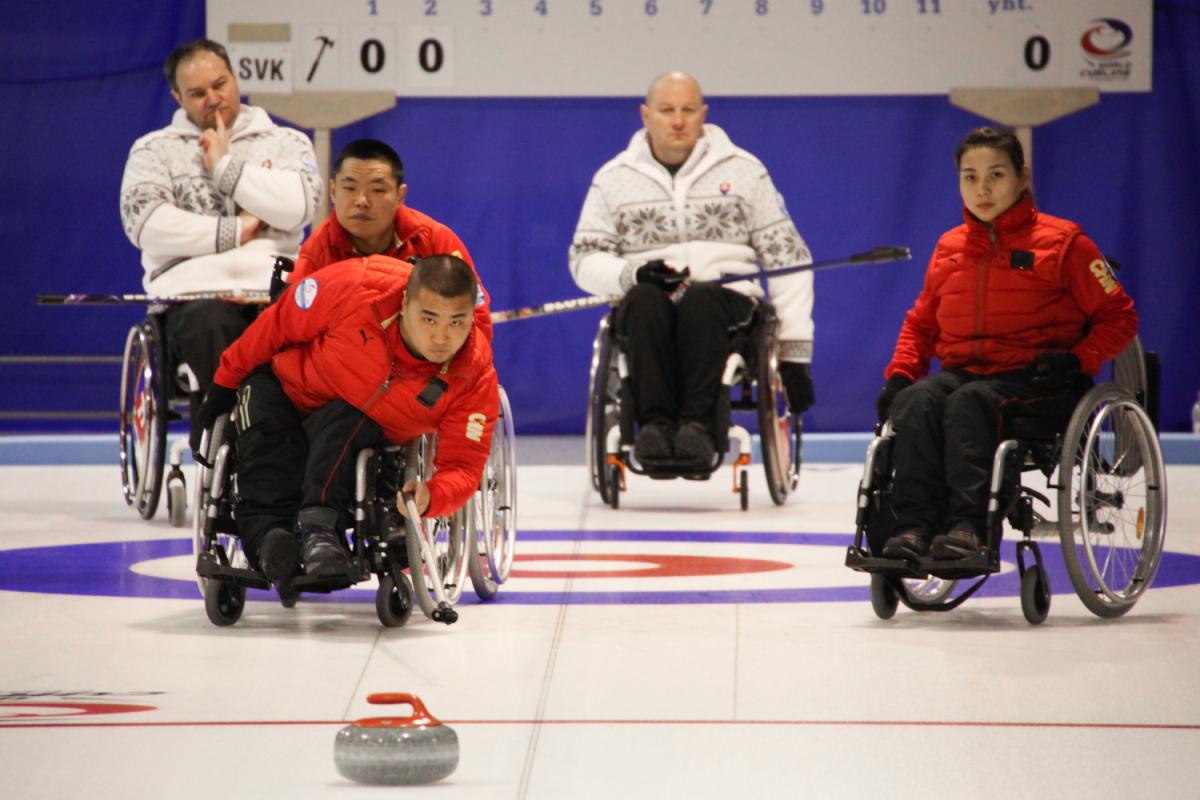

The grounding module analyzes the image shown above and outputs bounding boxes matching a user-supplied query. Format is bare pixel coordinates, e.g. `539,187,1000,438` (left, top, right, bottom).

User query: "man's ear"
170,90,183,108
397,184,409,205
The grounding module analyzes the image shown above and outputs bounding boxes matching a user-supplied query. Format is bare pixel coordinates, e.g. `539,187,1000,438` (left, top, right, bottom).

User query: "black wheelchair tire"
204,579,245,627
870,574,900,620
1020,568,1050,625
376,572,414,628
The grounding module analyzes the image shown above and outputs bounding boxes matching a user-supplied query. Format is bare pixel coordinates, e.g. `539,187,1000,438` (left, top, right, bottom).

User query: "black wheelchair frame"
845,339,1167,625
586,300,802,510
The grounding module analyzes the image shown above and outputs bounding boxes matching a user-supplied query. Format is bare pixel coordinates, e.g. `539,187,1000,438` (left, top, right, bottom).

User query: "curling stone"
334,693,459,785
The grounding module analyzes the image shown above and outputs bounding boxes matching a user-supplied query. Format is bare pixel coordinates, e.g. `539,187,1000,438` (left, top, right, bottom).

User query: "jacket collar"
619,122,736,182
963,193,1037,239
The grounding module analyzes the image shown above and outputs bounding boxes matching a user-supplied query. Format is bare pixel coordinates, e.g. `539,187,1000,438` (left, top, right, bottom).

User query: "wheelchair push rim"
119,319,168,520
586,314,620,504
755,319,800,505
469,386,518,599
1057,384,1167,617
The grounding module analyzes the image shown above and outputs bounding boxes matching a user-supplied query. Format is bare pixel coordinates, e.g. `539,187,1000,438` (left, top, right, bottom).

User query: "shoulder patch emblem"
466,413,486,442
1088,259,1119,294
294,277,319,309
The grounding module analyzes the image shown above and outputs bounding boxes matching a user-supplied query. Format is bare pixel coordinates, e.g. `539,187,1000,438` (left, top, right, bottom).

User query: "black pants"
889,369,1082,538
165,300,257,445
233,367,386,561
615,282,756,428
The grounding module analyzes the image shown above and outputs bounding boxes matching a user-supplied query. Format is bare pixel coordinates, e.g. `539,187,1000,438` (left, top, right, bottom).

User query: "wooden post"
948,87,1100,168
249,91,397,225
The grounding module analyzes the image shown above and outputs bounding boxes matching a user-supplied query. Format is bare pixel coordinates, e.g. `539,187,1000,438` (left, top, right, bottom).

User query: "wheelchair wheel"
1020,568,1050,625
608,464,621,509
204,579,245,626
468,386,518,601
587,315,620,504
192,416,246,596
870,574,899,620
1057,384,1167,618
167,475,187,529
119,317,169,520
1108,336,1149,476
376,572,414,628
755,324,801,506
902,575,957,605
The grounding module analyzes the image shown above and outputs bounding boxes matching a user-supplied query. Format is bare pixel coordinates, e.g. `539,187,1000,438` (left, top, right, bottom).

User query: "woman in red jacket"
875,127,1138,562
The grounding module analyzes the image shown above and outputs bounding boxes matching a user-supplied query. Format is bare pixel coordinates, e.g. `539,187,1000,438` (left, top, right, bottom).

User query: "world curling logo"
1079,18,1134,82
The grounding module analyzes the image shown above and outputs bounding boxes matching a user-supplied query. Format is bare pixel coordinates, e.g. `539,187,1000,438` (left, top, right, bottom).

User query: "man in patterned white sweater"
569,71,815,467
119,38,321,444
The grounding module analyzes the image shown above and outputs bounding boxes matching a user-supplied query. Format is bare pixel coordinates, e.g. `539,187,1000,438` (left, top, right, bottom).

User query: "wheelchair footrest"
844,547,928,579
196,558,270,591
917,550,1001,580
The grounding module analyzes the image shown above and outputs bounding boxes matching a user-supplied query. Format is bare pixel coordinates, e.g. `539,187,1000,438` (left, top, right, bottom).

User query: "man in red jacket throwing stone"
197,254,498,606
289,138,492,340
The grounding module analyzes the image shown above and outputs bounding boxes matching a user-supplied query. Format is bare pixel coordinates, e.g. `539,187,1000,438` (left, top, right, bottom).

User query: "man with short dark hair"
569,71,815,468
119,38,322,442
289,138,490,338
197,255,498,607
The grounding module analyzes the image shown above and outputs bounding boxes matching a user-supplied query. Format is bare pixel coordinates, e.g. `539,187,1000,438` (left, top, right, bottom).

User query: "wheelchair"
118,258,293,527
118,308,200,527
845,338,1167,625
191,386,518,628
465,386,518,600
586,300,801,510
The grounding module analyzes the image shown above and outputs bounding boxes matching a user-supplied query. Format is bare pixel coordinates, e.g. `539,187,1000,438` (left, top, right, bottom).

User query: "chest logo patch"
294,278,319,310
466,413,486,442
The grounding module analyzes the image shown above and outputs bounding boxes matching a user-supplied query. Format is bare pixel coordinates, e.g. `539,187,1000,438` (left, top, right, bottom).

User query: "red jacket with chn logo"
214,255,498,517
885,195,1138,381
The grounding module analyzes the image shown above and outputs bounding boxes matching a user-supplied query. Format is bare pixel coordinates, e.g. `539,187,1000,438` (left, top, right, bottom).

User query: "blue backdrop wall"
1,1,1197,434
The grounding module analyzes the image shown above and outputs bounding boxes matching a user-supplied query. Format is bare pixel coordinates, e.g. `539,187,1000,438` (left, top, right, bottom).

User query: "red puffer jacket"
291,205,492,341
213,255,498,517
886,195,1137,381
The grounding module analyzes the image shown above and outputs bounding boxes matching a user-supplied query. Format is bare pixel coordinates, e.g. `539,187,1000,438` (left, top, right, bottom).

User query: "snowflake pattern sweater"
120,104,322,295
569,123,814,359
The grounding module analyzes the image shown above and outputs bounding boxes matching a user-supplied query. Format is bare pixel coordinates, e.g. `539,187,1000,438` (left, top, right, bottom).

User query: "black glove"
778,362,815,413
193,384,238,451
635,259,690,290
1024,351,1082,391
875,375,913,423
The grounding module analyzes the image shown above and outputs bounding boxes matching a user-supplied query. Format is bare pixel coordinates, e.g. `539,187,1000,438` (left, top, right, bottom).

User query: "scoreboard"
207,1,1152,96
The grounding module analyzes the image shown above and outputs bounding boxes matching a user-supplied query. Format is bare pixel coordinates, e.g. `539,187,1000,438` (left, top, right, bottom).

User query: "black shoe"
931,527,984,560
258,528,301,608
297,506,351,578
634,421,675,462
674,421,715,467
881,530,929,561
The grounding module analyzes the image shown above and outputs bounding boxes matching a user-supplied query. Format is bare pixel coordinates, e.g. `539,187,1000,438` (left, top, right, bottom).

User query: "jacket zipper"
974,228,998,360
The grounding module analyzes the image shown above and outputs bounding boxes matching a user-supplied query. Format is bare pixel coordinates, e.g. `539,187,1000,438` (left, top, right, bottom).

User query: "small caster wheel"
608,465,621,510
870,574,899,620
738,470,749,511
167,479,187,528
376,572,414,628
204,580,245,626
1020,567,1050,625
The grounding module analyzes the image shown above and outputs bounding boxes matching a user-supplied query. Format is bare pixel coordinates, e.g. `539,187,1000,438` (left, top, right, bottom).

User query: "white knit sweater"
119,104,322,295
569,123,813,359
